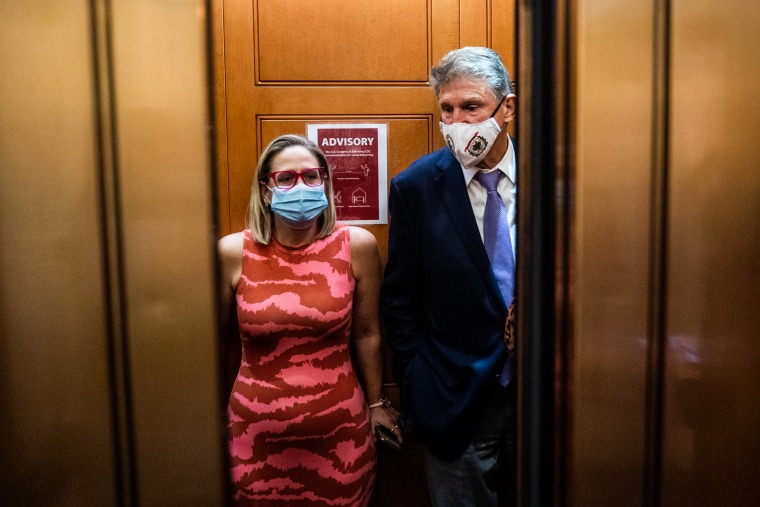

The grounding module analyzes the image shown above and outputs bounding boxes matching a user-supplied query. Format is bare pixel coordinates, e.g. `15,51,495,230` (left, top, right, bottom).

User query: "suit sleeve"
381,177,424,396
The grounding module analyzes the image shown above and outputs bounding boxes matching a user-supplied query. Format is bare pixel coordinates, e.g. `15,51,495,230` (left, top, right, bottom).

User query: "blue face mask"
269,184,328,229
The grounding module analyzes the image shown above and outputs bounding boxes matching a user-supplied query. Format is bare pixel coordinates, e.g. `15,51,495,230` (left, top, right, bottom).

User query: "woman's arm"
349,226,403,443
217,232,245,328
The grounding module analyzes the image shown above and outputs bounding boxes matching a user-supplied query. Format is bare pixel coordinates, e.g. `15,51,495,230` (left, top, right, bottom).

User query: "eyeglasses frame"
262,168,327,190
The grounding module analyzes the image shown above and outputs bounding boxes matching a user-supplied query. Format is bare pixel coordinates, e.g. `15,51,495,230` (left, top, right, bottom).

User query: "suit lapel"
433,150,507,310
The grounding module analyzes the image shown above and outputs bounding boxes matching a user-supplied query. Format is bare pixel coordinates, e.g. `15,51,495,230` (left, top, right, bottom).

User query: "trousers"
423,382,516,507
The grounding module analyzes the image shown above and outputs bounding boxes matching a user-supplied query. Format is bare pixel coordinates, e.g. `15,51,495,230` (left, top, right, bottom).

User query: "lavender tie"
475,170,515,387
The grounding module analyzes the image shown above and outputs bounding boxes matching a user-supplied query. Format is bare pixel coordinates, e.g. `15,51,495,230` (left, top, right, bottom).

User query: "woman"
218,134,401,506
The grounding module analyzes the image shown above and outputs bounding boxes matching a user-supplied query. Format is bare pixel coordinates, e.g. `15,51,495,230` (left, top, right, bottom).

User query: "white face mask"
439,97,506,168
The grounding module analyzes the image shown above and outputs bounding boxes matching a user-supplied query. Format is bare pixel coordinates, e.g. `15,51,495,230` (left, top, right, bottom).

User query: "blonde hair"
247,134,336,244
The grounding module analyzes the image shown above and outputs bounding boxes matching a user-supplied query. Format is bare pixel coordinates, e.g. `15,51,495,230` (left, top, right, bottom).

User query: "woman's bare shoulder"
347,226,379,272
347,225,377,250
218,231,245,260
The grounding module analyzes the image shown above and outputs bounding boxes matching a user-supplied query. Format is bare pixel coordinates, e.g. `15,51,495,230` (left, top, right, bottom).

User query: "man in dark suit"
381,47,517,506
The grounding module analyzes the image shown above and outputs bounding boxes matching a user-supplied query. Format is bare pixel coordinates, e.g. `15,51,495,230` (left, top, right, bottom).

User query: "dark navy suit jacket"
381,145,511,460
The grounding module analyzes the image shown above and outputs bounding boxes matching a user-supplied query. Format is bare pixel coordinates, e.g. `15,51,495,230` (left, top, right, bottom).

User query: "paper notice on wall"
307,123,388,224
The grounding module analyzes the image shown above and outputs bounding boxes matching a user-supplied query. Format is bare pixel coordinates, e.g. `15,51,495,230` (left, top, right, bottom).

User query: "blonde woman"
218,134,401,506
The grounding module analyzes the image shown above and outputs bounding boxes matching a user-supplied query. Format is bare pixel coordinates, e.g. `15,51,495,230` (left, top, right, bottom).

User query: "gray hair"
430,47,512,100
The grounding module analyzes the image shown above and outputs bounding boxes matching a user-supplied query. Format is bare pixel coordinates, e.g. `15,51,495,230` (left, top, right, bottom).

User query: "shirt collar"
462,136,516,186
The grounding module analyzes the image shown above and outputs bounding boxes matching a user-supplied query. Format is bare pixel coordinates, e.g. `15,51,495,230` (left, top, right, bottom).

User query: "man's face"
437,78,515,126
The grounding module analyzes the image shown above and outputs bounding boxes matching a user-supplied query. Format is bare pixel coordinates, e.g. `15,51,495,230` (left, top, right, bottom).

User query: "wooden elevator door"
213,1,514,504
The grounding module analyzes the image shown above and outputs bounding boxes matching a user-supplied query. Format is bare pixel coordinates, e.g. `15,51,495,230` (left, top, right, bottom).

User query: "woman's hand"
369,405,404,445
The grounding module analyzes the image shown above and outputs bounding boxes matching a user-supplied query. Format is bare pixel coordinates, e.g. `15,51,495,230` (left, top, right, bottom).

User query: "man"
381,47,517,506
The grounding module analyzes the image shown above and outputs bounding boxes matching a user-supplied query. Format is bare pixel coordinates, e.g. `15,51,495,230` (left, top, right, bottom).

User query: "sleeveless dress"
228,226,377,506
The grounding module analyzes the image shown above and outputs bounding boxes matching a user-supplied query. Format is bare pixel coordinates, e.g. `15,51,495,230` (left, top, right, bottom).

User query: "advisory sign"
307,123,388,224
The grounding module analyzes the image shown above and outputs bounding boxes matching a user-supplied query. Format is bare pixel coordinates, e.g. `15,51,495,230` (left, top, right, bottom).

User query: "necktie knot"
475,170,501,193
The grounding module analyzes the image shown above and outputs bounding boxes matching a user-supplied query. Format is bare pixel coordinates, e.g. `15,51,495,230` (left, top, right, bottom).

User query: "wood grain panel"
461,0,489,47
431,0,461,68
217,0,515,236
492,0,516,76
256,0,429,82
214,0,230,235
222,0,257,237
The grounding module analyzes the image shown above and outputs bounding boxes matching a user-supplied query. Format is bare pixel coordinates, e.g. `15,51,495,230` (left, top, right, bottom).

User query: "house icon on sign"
352,188,367,204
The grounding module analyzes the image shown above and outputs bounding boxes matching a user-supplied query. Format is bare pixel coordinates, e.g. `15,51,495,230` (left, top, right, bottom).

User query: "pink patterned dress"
228,226,376,506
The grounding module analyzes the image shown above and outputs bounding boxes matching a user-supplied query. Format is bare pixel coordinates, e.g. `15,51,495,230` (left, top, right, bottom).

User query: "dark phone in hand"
375,425,402,451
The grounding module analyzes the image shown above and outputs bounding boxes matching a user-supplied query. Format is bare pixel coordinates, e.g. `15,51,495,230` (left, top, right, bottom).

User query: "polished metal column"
0,1,226,505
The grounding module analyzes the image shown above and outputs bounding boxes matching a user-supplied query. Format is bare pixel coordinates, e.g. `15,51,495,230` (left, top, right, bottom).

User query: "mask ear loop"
259,179,272,207
490,95,509,130
489,95,506,118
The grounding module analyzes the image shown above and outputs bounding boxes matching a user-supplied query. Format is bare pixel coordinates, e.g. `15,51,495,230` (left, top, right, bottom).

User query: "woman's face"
261,145,323,203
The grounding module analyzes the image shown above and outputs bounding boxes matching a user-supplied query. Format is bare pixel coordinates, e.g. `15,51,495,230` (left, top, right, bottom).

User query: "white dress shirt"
462,137,517,262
